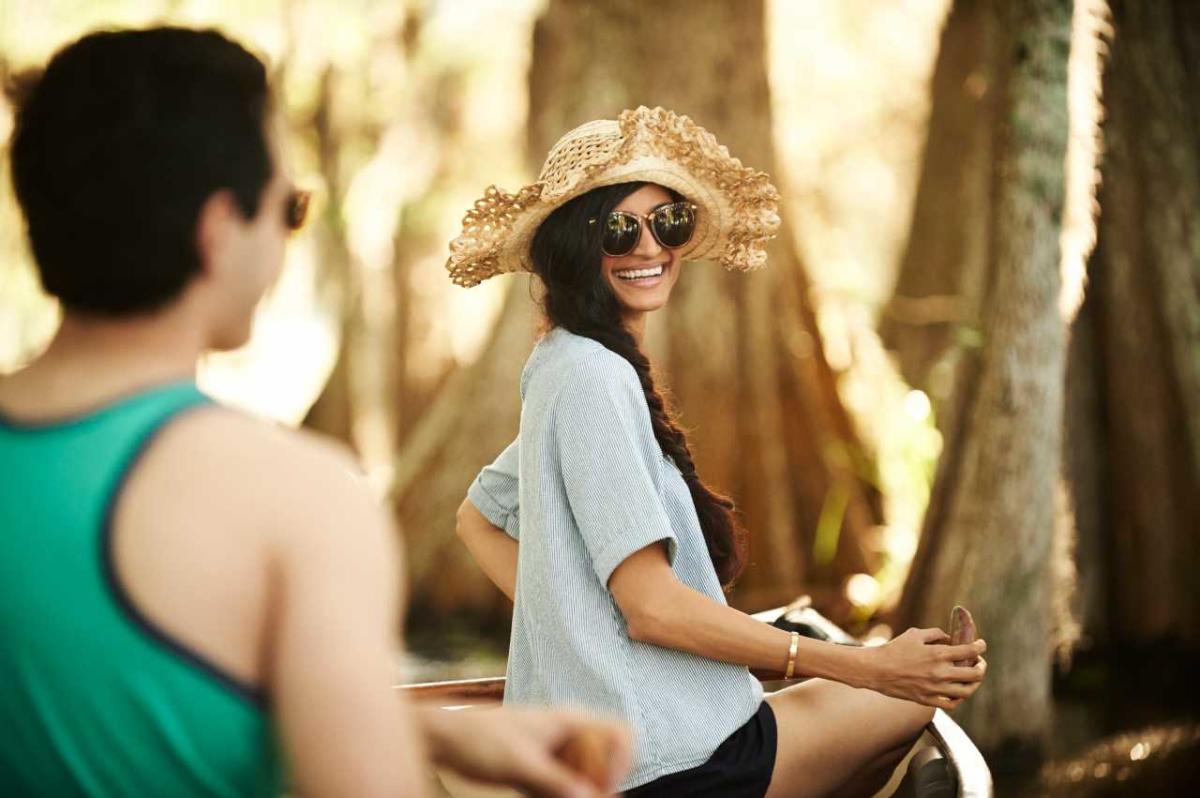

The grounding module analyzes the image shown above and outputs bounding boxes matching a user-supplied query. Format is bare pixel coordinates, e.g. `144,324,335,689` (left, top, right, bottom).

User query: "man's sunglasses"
285,189,312,233
588,201,697,257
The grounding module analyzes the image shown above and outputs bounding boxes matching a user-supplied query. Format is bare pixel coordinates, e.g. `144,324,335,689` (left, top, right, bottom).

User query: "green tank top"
0,381,284,797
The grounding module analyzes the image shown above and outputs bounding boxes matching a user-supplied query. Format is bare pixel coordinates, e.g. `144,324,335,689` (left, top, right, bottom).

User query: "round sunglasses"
588,201,697,257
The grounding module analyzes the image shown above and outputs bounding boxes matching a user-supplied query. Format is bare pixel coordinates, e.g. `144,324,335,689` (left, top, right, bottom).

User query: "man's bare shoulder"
176,404,357,468
164,404,359,479
139,404,390,548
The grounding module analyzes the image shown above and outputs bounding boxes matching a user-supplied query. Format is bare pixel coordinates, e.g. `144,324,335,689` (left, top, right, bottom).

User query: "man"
0,27,627,797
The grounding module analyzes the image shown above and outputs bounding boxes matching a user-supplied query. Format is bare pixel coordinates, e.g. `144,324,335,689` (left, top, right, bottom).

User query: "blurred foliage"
0,0,540,427
0,0,951,615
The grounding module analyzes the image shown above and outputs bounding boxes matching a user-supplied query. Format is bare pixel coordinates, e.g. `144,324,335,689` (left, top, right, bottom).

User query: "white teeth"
616,264,665,280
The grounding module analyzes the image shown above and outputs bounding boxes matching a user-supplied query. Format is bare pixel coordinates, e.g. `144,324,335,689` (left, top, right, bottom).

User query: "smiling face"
601,184,685,324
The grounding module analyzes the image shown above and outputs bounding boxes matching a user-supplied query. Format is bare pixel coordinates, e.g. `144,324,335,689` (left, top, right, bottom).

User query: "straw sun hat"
445,106,781,288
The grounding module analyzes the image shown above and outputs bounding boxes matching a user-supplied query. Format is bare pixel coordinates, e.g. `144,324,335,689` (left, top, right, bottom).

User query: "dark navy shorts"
624,701,778,797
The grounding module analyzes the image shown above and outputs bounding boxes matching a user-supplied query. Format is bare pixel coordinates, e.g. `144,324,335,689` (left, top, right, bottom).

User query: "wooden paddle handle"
949,605,979,668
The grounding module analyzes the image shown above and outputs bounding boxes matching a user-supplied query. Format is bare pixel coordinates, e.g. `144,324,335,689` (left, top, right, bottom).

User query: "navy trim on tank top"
98,396,269,708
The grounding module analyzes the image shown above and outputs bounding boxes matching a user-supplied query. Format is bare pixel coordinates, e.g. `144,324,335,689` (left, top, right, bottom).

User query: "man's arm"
267,435,627,797
456,498,518,601
264,437,429,797
415,702,631,796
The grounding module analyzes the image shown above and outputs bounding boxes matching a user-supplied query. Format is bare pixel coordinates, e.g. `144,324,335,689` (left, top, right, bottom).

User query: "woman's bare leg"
825,739,916,798
764,678,934,798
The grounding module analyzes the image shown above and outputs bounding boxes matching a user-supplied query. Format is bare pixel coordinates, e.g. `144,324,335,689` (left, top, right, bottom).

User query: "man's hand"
419,704,632,798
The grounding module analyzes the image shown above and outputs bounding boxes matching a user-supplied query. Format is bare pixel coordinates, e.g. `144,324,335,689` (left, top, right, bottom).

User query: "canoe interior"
401,599,992,797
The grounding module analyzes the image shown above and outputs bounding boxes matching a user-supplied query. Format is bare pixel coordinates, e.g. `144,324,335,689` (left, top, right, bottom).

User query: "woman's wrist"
841,645,879,690
784,632,800,679
789,635,877,689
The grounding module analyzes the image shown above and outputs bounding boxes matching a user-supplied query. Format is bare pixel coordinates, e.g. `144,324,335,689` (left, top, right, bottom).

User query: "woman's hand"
856,627,988,711
420,704,632,798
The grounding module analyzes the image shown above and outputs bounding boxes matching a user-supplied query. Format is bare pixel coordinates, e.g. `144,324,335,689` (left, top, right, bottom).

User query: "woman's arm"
608,543,861,679
608,543,988,709
456,499,518,601
457,438,520,600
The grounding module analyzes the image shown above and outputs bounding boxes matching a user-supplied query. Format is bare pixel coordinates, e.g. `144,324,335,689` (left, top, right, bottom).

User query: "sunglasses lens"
651,202,696,249
286,190,311,232
601,212,640,256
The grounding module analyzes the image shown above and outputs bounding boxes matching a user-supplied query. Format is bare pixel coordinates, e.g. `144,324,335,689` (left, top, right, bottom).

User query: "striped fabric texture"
468,327,762,791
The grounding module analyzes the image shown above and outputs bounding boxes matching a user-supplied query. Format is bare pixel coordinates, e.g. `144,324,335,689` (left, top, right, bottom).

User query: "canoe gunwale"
927,708,993,798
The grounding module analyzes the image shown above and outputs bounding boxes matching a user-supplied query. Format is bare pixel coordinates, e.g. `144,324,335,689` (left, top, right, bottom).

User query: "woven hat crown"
538,119,624,201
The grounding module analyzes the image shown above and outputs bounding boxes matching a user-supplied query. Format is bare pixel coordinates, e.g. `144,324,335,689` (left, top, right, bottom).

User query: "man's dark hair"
10,27,273,315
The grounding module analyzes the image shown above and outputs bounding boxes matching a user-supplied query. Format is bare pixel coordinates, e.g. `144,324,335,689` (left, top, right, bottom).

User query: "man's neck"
1,308,205,417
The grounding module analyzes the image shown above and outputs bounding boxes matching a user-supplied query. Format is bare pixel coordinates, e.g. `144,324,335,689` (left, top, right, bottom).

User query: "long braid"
568,318,746,586
531,182,747,587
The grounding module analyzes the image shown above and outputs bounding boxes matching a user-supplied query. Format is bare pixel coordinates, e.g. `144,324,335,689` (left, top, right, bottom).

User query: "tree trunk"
393,284,537,619
890,0,1014,632
396,0,884,624
879,0,1000,413
894,0,1074,755
302,66,361,445
1066,0,1200,649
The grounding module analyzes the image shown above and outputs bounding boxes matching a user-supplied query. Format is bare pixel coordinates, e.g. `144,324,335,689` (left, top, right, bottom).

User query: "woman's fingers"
927,695,961,711
939,695,964,711
916,627,951,644
942,639,986,662
938,681,977,699
945,663,986,683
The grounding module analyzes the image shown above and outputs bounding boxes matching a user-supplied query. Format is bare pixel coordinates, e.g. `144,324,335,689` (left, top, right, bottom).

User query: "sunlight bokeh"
1,0,951,607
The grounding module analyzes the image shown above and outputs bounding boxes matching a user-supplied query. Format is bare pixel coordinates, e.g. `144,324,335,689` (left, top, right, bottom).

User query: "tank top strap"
0,380,282,797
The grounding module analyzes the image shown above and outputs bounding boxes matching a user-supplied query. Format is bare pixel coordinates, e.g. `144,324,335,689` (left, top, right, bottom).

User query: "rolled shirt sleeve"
552,352,678,587
468,438,521,540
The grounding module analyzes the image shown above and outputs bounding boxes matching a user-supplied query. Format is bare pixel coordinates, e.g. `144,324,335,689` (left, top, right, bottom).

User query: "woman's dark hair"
10,27,273,315
530,182,747,587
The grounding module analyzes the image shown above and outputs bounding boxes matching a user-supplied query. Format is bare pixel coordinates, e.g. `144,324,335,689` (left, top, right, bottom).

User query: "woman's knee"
906,702,936,734
884,700,934,748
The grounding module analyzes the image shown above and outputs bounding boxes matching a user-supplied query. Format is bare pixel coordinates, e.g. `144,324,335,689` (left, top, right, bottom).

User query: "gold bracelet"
784,631,800,679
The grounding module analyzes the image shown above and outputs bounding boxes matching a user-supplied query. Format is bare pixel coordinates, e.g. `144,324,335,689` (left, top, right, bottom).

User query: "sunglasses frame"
588,201,698,257
285,188,312,233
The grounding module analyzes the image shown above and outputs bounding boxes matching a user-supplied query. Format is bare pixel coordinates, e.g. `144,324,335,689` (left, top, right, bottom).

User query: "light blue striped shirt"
468,327,762,791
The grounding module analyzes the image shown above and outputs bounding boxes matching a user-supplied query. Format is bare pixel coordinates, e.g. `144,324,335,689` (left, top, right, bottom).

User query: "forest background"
2,0,1197,794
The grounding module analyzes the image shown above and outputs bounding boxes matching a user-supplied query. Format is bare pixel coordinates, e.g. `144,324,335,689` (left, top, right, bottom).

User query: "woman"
450,107,987,797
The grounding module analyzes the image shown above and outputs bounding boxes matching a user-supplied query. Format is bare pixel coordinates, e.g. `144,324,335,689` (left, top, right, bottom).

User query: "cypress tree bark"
894,0,1074,753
